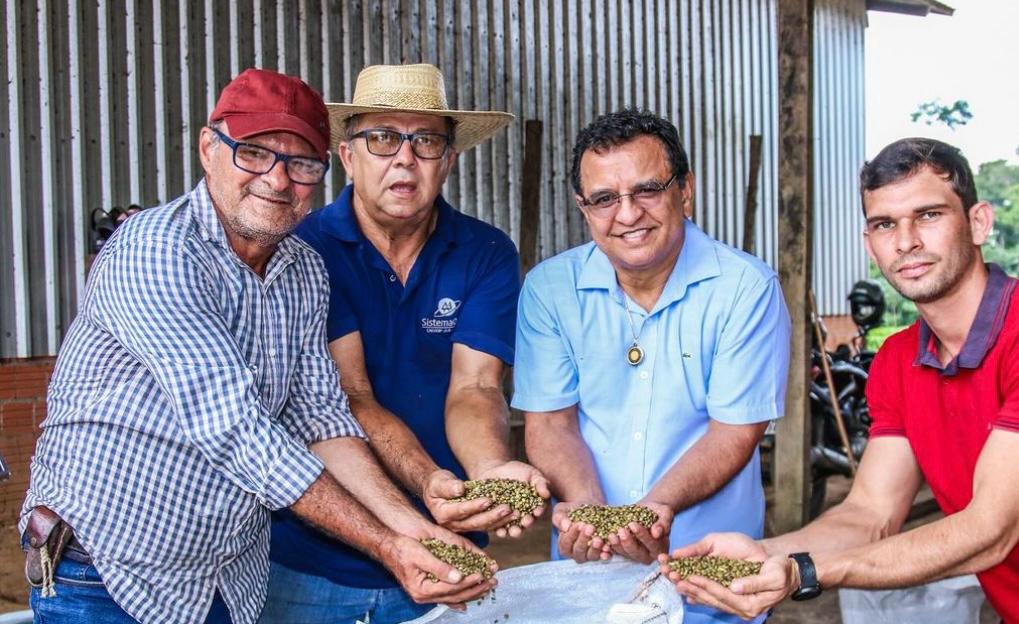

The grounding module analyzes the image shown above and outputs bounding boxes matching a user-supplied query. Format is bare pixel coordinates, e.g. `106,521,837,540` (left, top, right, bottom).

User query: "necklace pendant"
627,343,645,366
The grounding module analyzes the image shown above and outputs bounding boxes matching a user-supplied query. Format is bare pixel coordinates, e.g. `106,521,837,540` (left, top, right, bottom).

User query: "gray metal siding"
2,0,866,358
813,0,869,314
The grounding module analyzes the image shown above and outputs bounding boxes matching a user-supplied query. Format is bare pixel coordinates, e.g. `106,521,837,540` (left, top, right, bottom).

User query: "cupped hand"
422,469,515,533
552,501,612,563
381,532,498,608
672,553,796,620
472,460,551,538
607,501,674,564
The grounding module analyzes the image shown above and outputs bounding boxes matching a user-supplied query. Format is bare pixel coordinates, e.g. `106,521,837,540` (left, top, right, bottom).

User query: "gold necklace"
622,295,645,366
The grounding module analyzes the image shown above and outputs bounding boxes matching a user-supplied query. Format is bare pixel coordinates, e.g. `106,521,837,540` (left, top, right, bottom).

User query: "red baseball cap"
209,68,330,160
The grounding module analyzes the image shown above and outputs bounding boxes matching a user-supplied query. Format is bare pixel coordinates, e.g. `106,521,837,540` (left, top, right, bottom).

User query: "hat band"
351,90,449,111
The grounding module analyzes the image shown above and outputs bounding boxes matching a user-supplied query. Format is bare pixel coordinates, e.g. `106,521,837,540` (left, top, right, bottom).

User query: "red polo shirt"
867,264,1019,622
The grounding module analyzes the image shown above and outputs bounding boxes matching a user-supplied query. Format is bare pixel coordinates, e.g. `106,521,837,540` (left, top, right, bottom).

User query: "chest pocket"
575,346,625,414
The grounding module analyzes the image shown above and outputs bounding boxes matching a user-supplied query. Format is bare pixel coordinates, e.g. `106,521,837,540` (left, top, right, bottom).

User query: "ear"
198,127,217,176
967,201,994,246
337,141,355,178
575,195,594,226
441,148,458,179
862,228,877,264
681,173,696,219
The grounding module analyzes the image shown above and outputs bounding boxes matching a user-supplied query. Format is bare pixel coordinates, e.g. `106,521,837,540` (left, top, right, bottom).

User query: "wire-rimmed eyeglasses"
578,174,679,214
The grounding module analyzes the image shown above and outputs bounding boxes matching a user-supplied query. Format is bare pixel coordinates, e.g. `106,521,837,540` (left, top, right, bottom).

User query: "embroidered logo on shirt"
421,297,461,333
433,297,462,318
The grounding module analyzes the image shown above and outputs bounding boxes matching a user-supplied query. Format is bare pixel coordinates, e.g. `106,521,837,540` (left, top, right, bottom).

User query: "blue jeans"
259,562,430,624
29,556,231,623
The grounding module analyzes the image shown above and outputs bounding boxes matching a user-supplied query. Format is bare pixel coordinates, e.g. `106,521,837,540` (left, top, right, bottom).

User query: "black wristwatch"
789,552,823,601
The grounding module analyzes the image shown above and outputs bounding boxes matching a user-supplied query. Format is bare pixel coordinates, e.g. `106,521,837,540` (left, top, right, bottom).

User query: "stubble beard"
882,244,976,305
230,182,303,246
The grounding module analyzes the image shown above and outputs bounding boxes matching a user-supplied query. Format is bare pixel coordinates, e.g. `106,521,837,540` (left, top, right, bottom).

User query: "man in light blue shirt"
513,109,790,624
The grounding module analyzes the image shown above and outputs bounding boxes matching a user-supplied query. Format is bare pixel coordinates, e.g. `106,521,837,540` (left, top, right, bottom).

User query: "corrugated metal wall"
2,0,866,359
813,0,868,314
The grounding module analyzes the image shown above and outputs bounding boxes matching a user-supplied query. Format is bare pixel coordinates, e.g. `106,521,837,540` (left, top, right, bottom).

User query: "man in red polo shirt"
661,137,1019,623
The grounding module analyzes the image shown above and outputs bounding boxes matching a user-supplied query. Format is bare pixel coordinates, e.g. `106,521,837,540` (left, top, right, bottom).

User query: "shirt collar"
190,178,302,265
577,219,720,313
914,263,1016,375
320,184,461,249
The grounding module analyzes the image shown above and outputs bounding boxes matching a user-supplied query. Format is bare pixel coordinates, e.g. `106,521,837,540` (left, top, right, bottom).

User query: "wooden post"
509,119,545,460
742,134,763,255
774,0,815,533
519,119,543,276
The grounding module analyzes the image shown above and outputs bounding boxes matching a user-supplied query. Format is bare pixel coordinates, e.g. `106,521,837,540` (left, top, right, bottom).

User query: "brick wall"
0,358,54,527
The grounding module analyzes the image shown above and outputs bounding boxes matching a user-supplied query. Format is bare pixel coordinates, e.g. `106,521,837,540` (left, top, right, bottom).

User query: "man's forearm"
814,505,1011,589
525,412,604,503
446,385,513,477
760,498,901,558
290,471,394,563
644,421,766,512
311,437,428,533
347,393,439,497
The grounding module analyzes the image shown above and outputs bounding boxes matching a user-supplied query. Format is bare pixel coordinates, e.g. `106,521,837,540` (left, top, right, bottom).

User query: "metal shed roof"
867,0,954,16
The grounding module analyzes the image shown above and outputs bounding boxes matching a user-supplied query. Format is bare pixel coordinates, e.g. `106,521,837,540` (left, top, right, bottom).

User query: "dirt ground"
0,478,1003,621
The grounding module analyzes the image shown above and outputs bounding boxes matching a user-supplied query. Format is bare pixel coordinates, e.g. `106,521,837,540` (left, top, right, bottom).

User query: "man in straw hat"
264,63,549,623
20,68,493,624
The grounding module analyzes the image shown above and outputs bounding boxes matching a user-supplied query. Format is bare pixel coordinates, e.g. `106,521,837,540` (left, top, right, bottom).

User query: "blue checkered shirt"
21,180,366,624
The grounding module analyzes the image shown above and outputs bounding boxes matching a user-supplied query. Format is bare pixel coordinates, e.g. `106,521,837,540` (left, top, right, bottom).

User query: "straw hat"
326,64,514,153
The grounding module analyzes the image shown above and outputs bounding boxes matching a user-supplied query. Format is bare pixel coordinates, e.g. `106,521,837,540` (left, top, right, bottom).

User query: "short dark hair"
859,137,978,213
570,108,690,194
344,113,457,145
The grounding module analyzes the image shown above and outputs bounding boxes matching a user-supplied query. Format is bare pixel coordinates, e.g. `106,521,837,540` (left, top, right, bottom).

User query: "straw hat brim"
327,104,514,154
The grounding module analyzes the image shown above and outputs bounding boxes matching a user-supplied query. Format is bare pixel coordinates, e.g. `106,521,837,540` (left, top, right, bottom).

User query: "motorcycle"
763,279,885,518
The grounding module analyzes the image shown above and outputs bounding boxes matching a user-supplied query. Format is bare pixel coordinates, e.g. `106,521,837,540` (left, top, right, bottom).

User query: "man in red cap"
20,68,494,624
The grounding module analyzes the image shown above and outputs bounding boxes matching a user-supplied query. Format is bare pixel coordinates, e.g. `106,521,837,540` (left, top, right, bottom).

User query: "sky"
865,0,1019,166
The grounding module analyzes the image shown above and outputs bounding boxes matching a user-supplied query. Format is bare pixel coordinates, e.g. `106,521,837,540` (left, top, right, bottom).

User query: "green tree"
975,160,1019,275
910,99,973,130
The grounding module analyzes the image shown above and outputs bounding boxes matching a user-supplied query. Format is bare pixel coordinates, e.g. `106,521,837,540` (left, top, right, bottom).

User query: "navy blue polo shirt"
269,185,520,588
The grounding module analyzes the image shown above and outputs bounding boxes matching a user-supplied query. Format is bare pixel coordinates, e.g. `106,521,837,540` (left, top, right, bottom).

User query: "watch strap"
789,552,823,601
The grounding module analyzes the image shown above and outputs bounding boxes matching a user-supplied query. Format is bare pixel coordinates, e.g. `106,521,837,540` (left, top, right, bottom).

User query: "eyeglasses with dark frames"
210,127,329,185
349,128,451,160
579,174,679,214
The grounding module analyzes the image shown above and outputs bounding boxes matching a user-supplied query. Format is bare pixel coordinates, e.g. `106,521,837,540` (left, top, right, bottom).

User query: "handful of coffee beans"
452,478,544,521
567,504,659,538
666,556,763,587
420,538,496,582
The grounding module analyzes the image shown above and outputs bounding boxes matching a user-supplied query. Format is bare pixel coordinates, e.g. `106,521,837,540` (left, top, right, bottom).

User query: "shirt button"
633,432,643,440
639,371,649,380
389,274,397,282
268,348,277,356
629,490,640,499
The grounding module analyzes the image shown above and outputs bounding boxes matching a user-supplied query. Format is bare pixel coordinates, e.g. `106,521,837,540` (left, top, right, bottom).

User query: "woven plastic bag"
402,558,684,624
838,575,985,624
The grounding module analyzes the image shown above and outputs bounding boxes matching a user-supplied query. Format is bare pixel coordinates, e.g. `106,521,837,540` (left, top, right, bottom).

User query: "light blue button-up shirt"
513,219,789,623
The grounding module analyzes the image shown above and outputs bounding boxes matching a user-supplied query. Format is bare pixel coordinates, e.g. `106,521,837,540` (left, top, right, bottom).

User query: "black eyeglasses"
211,128,329,185
349,128,451,160
579,175,679,214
